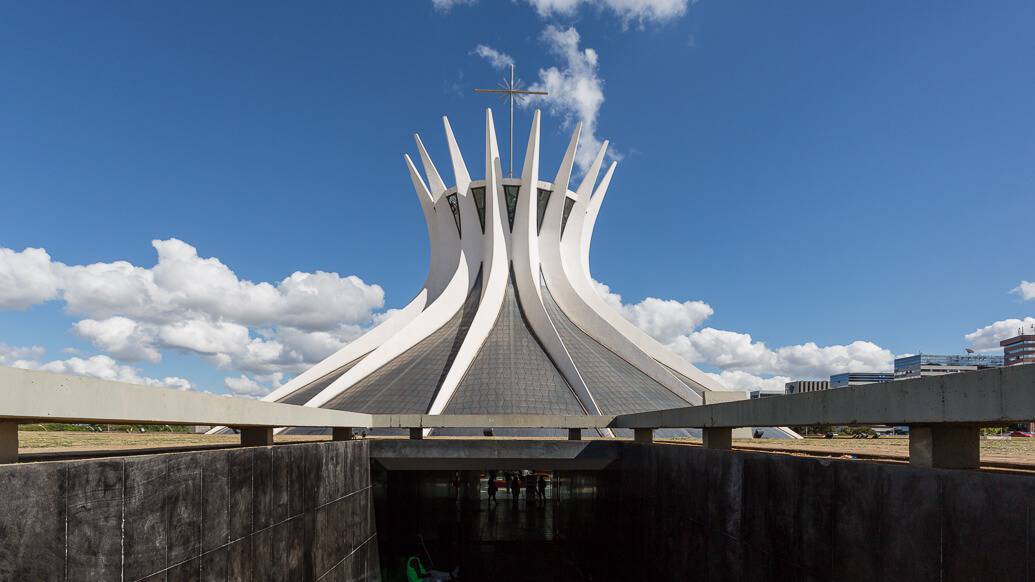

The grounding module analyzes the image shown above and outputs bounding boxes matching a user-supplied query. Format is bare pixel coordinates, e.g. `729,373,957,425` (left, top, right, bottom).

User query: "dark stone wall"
0,440,380,581
557,443,1035,581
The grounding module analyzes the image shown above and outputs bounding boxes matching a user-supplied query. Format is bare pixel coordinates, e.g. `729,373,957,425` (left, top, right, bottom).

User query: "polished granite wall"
558,443,1035,581
0,440,379,581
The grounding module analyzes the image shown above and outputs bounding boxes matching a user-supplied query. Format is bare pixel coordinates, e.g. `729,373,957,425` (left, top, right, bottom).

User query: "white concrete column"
702,427,732,450
634,428,654,444
240,427,273,447
0,422,17,464
332,427,354,441
908,425,980,469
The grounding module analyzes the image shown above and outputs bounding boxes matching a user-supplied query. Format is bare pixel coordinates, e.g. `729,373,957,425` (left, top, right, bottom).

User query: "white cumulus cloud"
593,280,711,343
707,370,792,393
0,343,46,367
0,239,388,393
10,350,193,391
73,316,160,363
527,26,612,173
224,372,283,398
1013,281,1035,302
432,0,477,12
472,45,514,70
593,280,895,389
965,317,1035,350
0,247,62,309
524,0,689,26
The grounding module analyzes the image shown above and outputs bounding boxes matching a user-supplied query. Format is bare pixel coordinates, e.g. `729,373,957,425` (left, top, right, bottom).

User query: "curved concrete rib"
443,116,484,275
511,111,599,415
415,134,447,201
208,155,441,432
428,109,511,415
304,145,478,410
305,248,472,410
560,146,722,395
538,129,701,404
412,139,464,303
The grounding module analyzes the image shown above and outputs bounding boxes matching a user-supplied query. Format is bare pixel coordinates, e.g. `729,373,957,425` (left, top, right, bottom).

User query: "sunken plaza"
2,110,1035,581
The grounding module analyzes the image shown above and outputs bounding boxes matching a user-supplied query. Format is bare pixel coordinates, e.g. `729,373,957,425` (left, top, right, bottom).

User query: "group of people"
486,471,547,505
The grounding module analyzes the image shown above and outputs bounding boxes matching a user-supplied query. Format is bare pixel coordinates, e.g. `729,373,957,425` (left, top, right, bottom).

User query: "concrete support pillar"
634,428,654,444
332,427,354,441
702,427,733,450
409,428,424,440
568,428,582,441
0,422,17,464
909,425,980,469
240,427,274,447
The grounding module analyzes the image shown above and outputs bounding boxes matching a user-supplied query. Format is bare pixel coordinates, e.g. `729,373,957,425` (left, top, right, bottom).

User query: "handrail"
3,364,1033,469
610,364,1035,429
0,366,372,428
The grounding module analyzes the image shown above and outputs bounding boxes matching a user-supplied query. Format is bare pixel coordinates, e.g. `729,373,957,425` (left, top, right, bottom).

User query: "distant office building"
829,372,894,389
750,390,783,399
784,380,828,395
894,354,1004,381
1001,334,1035,366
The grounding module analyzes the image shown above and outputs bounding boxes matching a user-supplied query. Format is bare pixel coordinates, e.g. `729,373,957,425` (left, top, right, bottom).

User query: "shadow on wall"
0,440,380,581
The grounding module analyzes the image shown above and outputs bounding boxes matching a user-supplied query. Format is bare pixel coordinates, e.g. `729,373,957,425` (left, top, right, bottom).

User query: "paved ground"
14,431,1035,468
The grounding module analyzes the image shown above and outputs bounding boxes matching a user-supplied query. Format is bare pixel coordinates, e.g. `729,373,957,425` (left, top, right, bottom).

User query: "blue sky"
2,1,1034,395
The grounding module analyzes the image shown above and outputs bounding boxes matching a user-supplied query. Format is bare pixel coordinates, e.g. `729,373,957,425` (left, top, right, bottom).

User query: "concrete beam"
612,365,1035,429
634,428,654,444
372,413,614,429
0,366,372,429
909,425,980,470
332,427,354,441
370,440,621,471
240,427,273,447
568,428,582,441
702,427,732,450
0,422,17,464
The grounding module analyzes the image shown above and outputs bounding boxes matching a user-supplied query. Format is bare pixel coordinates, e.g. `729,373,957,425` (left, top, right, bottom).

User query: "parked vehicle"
1009,430,1034,437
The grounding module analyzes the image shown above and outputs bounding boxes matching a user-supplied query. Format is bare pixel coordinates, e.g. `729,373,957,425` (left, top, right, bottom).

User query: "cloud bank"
0,240,385,395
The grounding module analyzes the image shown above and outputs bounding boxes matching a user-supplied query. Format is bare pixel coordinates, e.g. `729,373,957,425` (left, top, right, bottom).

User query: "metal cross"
474,64,547,177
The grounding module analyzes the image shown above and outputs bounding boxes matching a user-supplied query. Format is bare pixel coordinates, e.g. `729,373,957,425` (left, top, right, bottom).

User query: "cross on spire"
474,64,547,177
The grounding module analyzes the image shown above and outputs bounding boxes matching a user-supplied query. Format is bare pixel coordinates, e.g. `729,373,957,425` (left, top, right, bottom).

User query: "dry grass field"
16,430,328,454
15,431,1035,467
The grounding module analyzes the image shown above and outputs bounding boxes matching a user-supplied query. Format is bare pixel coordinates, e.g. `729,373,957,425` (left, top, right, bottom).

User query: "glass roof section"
319,268,483,414
560,197,576,237
446,193,461,236
541,277,692,414
471,186,486,233
536,188,552,234
504,185,520,230
445,271,585,415
274,356,366,406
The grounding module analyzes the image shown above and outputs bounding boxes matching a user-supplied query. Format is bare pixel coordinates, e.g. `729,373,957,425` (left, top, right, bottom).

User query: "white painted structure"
214,110,795,438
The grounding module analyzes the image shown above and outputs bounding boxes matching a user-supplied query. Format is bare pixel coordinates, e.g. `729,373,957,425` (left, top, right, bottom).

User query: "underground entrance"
373,468,605,581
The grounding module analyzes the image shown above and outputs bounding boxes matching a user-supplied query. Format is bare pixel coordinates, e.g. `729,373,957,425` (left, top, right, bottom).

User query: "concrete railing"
3,364,1034,469
613,364,1035,469
0,365,374,461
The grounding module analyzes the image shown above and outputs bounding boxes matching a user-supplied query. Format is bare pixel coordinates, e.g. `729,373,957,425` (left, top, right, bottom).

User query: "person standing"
487,473,498,505
537,475,547,504
509,474,520,503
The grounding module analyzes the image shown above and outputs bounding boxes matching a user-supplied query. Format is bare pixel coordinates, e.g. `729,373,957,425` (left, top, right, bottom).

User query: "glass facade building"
829,372,894,389
1001,334,1035,366
894,354,1004,380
